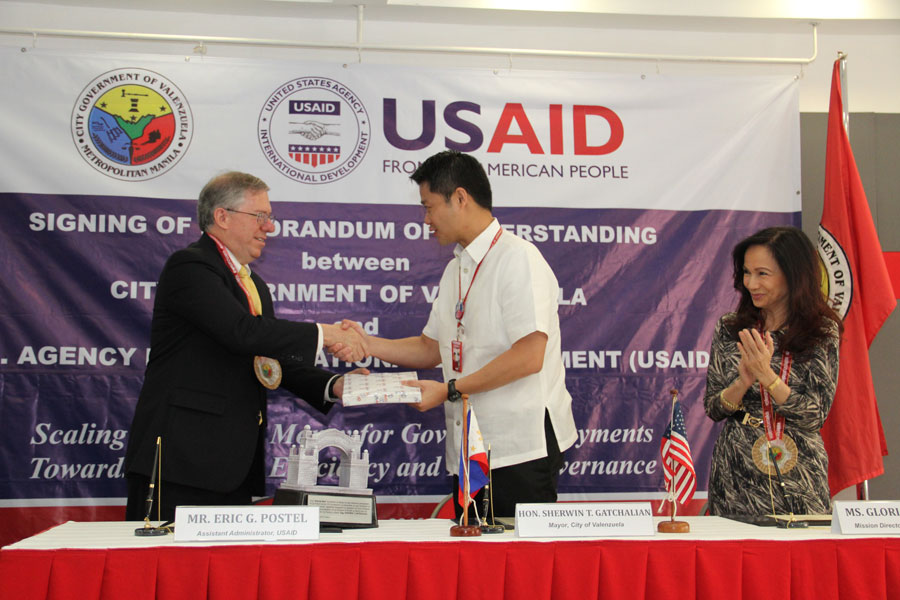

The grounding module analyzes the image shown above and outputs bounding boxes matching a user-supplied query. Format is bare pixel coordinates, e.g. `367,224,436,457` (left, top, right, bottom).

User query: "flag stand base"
657,519,690,533
450,524,482,537
453,392,483,538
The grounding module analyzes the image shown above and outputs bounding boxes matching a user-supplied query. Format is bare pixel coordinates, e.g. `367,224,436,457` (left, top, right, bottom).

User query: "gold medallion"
752,434,798,475
253,356,282,390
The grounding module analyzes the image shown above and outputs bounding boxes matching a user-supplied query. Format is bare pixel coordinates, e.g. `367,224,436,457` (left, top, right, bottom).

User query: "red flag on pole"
818,58,896,496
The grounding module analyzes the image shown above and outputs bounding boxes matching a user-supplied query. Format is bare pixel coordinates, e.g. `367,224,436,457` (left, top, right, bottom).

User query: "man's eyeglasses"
225,208,277,225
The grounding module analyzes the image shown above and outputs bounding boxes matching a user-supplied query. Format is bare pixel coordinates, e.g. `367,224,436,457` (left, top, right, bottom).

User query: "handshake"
320,320,369,363
319,320,447,412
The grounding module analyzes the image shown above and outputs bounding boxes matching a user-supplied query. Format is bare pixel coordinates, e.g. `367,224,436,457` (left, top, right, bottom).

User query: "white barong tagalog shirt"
423,218,577,473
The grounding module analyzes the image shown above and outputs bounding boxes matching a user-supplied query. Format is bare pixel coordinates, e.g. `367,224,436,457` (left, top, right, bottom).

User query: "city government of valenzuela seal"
257,77,370,184
817,224,853,320
71,68,193,181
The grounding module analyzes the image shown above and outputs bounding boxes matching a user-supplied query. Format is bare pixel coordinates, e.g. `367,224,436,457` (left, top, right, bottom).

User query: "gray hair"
197,171,270,232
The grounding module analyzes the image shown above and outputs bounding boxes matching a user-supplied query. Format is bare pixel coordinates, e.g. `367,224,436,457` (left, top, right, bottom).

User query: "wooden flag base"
657,519,690,533
450,524,482,537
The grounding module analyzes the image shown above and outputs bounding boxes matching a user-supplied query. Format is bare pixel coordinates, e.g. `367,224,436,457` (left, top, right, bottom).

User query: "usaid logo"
382,99,624,155
290,100,340,116
258,78,370,184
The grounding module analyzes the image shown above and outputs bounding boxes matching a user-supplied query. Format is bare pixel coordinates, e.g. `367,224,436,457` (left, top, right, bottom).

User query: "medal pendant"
752,434,798,475
254,356,283,390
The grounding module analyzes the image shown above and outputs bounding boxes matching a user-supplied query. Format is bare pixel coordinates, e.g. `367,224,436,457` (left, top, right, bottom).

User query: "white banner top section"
0,49,799,212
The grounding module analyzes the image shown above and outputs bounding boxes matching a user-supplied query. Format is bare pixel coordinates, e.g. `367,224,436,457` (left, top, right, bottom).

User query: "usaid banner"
0,48,799,529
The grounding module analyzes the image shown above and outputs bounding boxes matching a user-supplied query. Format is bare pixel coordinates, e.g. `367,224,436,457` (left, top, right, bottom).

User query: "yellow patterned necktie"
238,266,262,316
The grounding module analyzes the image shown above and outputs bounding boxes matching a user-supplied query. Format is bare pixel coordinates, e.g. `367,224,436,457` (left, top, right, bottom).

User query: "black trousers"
453,410,563,522
125,474,254,522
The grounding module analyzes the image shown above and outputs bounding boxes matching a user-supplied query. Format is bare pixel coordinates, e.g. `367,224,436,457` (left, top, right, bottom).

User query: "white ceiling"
4,0,900,28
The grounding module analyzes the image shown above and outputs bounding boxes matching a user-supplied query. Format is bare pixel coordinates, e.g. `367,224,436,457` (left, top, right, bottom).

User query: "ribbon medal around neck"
208,233,283,390
751,346,797,475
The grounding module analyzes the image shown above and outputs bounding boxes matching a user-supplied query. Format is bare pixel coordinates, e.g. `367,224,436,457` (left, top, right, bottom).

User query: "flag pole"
839,50,871,503
450,394,481,537
481,444,504,533
838,52,848,135
818,52,894,497
658,389,690,533
667,390,678,521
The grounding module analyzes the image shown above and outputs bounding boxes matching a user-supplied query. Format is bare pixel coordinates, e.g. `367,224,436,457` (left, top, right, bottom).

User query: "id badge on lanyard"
451,338,463,373
452,228,502,373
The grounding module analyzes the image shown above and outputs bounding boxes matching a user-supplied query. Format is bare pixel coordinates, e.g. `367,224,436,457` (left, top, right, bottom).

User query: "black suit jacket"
124,233,332,494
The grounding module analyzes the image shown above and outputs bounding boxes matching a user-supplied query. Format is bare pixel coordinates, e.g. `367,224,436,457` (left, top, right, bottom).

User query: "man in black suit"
124,171,365,521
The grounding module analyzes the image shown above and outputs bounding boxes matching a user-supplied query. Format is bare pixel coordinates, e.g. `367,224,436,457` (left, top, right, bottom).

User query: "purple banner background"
0,191,798,502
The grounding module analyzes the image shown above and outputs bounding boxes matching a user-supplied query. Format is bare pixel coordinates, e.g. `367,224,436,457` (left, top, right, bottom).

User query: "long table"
2,517,899,599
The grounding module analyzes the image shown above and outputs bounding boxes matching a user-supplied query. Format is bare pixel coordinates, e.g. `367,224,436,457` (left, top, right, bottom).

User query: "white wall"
1,1,899,113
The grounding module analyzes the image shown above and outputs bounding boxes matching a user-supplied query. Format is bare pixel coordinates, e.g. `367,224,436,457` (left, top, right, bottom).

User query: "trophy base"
273,488,378,529
450,524,482,537
657,519,690,533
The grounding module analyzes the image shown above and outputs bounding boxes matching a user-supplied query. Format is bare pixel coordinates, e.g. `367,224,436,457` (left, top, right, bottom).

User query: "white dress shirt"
423,218,577,472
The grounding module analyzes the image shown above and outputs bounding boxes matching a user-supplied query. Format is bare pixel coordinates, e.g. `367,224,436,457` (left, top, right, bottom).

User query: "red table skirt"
3,538,900,600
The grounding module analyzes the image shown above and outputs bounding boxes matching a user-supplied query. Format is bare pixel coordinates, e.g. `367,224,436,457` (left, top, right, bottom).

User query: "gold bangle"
719,389,740,411
766,378,781,393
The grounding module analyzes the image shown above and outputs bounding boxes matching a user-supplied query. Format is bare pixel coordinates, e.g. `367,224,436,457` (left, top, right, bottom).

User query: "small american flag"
660,400,696,505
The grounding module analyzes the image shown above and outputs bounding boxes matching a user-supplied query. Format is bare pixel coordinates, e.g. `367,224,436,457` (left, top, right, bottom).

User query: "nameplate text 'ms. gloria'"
832,501,900,535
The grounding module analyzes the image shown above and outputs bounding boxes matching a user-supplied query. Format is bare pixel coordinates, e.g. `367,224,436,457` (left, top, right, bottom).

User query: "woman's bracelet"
765,377,781,393
719,389,740,411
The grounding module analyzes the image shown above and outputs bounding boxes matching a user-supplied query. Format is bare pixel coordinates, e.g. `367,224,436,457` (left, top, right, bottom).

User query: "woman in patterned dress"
704,227,842,516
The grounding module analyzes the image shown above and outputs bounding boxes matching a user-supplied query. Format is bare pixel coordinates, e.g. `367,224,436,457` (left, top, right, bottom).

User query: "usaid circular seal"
71,68,193,181
817,225,852,320
257,77,370,184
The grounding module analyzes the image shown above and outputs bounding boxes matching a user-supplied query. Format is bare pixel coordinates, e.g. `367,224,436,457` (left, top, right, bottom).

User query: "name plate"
174,506,319,542
515,502,654,538
273,488,378,529
832,501,900,535
306,492,375,525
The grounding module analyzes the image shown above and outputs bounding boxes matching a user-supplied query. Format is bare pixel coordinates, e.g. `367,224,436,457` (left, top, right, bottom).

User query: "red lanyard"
455,228,503,326
208,233,259,316
759,335,792,442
